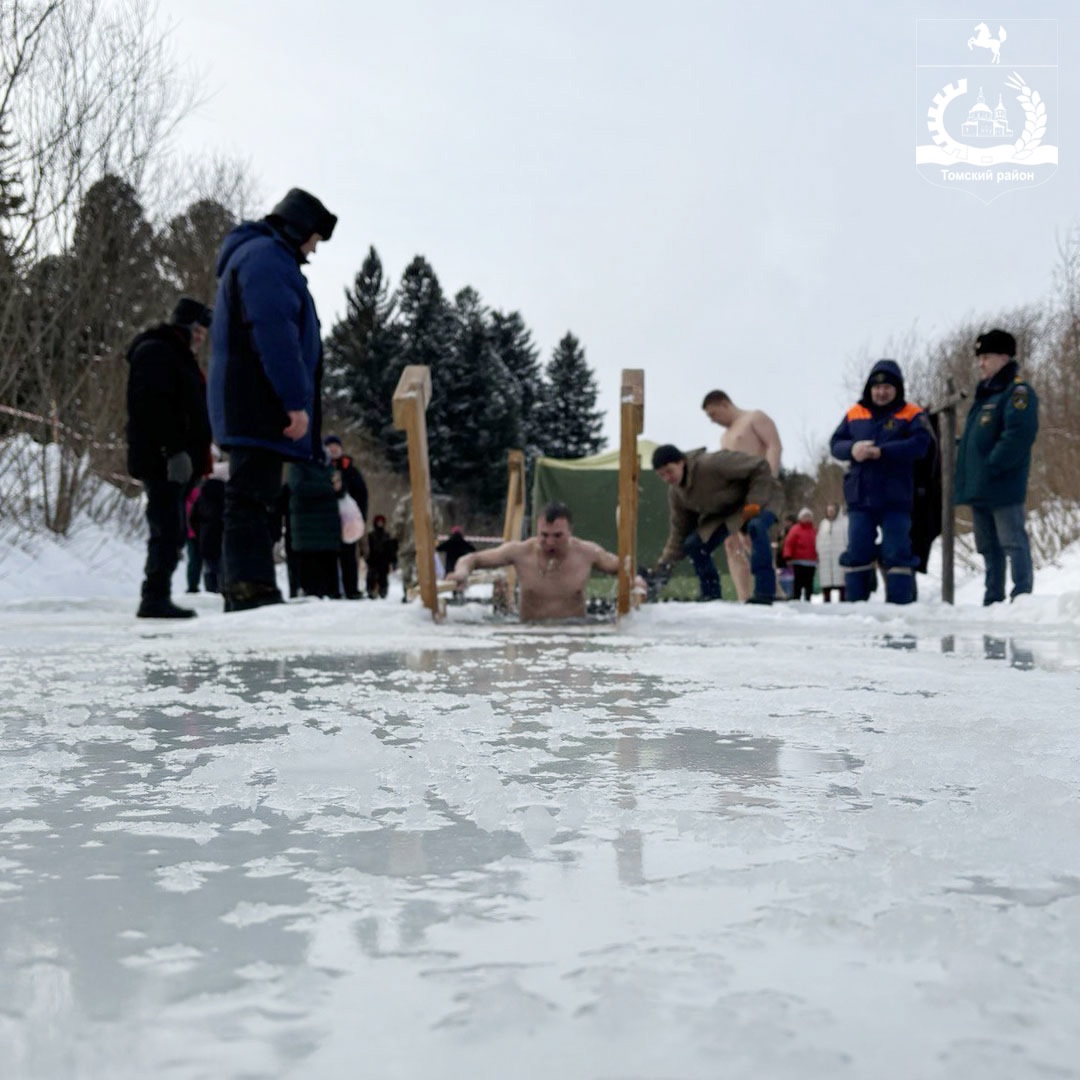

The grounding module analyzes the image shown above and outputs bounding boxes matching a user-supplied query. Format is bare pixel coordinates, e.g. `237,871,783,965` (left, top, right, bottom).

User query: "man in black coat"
126,297,213,618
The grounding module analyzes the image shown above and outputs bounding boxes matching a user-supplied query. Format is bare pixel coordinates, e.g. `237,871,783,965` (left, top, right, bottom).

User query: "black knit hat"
869,368,902,390
171,297,212,328
651,444,685,469
268,188,337,244
323,434,342,447
975,329,1017,357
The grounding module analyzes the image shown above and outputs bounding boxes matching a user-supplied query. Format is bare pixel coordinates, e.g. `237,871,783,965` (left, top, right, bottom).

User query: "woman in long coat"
816,503,848,602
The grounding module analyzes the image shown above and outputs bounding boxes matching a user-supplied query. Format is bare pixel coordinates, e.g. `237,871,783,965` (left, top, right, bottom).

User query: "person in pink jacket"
781,508,818,601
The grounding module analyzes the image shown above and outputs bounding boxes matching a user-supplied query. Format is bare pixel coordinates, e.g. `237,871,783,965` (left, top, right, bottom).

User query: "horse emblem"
968,23,1007,64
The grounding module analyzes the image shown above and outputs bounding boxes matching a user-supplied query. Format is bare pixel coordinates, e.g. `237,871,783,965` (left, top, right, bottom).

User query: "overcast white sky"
169,1,1075,470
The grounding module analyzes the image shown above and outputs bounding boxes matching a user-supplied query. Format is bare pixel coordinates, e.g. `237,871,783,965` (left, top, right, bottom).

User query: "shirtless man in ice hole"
702,390,783,603
449,501,637,621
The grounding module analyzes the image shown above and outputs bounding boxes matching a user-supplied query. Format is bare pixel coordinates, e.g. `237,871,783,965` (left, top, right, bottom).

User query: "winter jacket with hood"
829,359,933,512
208,221,323,461
125,324,212,482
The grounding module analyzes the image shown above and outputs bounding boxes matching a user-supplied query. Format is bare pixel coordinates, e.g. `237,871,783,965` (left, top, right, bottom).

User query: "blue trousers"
684,510,776,601
843,508,917,604
971,503,1033,605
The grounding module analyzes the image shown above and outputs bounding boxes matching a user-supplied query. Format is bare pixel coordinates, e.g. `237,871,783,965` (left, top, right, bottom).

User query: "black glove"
643,561,672,602
166,451,193,485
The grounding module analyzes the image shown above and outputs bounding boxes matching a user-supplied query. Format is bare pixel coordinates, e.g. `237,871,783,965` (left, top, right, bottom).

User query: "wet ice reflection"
0,641,867,1075
876,632,1057,670
2,632,1078,1079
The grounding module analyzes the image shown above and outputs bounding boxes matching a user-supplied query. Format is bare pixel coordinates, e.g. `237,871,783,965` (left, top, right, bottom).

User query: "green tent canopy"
530,439,673,564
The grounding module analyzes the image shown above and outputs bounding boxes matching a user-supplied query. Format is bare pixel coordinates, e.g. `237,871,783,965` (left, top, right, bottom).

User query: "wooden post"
392,365,441,620
934,378,966,605
617,369,645,617
500,449,526,610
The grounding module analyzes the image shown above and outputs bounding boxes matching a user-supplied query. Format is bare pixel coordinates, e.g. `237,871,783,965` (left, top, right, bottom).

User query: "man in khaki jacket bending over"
449,501,625,621
653,443,782,605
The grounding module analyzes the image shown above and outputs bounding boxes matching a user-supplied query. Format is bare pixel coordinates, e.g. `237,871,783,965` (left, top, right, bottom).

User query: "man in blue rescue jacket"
955,329,1039,605
208,188,337,612
830,359,933,604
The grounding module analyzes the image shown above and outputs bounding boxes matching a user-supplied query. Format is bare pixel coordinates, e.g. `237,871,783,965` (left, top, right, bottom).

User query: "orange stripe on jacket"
845,402,924,421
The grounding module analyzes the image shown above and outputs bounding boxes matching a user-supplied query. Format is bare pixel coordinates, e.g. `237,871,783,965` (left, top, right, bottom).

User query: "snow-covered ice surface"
2,525,1080,1079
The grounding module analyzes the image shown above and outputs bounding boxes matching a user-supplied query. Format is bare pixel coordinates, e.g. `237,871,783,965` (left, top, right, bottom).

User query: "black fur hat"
268,188,337,244
975,329,1017,357
171,297,212,328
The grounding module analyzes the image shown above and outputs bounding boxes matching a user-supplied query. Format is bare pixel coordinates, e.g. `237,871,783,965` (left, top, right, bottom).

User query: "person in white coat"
816,503,848,602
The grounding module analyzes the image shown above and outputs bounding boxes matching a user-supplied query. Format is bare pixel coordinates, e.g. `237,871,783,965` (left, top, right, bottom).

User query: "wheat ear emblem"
1005,73,1047,158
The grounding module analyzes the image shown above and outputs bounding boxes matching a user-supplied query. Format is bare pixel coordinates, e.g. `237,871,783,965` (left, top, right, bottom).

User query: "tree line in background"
323,247,604,517
0,2,604,534
0,0,252,533
2,1,1080,558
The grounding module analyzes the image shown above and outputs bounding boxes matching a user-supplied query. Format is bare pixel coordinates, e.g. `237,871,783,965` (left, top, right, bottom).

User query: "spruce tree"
392,255,454,471
489,309,543,454
538,332,605,459
433,287,521,511
160,198,235,307
323,246,400,446
72,174,166,356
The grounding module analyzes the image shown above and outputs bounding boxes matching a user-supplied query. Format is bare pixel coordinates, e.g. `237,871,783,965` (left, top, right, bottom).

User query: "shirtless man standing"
448,502,621,621
701,390,783,603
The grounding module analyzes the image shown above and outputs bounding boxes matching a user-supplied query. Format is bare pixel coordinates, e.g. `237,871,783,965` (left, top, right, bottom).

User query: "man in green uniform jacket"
955,329,1039,605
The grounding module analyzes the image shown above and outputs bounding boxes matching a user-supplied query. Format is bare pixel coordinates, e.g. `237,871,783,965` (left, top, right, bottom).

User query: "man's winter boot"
885,566,915,604
137,597,196,619
844,566,876,602
224,581,285,613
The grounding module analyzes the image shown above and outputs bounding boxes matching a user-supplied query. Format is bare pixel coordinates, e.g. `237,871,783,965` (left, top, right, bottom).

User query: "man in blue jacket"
830,360,933,604
208,188,337,612
955,329,1039,605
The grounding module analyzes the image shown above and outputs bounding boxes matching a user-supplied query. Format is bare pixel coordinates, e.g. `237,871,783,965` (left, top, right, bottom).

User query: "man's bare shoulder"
571,537,618,571
498,538,538,562
570,537,606,559
469,538,535,568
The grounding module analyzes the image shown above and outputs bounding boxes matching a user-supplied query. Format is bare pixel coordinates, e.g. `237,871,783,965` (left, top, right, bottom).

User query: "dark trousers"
339,541,360,597
792,564,816,601
203,557,221,593
821,585,845,603
843,508,917,604
972,503,1033,605
367,563,390,598
684,511,777,601
298,551,341,598
143,477,185,600
185,538,203,592
223,447,283,591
